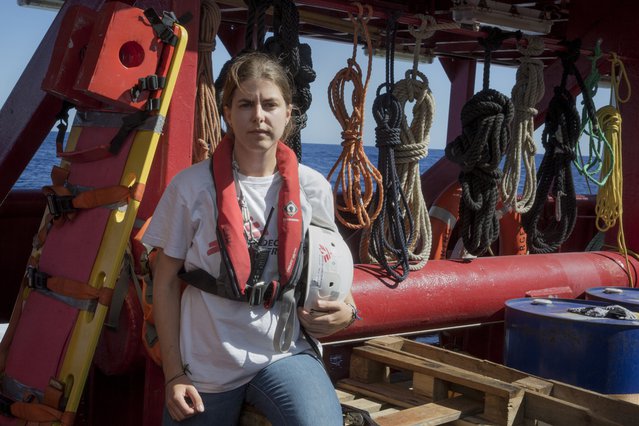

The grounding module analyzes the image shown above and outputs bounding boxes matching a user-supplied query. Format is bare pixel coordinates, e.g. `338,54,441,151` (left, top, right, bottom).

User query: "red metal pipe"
327,251,638,342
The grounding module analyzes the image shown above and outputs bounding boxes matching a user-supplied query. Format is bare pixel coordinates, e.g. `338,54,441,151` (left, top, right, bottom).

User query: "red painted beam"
327,251,638,342
0,0,103,205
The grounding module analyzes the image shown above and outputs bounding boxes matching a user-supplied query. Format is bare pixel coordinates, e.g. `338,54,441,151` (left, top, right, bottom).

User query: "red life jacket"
210,134,304,304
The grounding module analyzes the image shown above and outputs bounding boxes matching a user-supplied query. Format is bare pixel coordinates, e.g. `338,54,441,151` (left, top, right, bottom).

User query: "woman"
144,52,357,425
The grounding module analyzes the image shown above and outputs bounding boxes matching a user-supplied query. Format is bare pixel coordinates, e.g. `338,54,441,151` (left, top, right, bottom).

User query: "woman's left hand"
298,300,353,338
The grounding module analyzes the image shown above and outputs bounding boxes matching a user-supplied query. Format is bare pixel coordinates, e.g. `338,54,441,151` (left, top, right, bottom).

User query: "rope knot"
198,41,216,53
374,127,401,147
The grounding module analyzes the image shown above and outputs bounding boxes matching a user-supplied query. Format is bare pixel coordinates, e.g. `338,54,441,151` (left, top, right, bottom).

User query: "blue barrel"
586,287,639,310
505,298,639,395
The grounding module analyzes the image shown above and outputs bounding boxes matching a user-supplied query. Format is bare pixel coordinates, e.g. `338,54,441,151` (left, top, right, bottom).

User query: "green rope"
573,39,615,189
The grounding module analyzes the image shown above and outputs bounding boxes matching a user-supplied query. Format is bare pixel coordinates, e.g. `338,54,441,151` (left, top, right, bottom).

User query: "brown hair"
221,52,295,140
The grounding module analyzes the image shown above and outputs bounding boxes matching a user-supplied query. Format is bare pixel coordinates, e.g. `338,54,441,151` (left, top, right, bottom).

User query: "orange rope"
327,3,383,230
194,0,222,162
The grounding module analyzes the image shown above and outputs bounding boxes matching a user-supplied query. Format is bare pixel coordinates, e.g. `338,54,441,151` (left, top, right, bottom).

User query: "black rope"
522,41,581,253
263,0,315,160
444,27,515,256
368,13,413,282
214,0,314,160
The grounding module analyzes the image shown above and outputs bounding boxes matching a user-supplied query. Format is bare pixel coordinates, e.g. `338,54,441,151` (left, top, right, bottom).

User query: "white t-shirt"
143,159,337,393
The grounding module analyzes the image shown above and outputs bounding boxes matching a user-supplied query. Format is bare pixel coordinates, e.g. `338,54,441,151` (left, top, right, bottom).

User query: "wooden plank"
512,377,553,395
413,372,435,397
374,396,483,426
342,397,384,413
524,392,622,426
483,393,524,426
352,345,523,400
350,353,388,383
371,408,401,419
338,378,430,408
548,380,639,426
368,337,528,384
336,388,356,402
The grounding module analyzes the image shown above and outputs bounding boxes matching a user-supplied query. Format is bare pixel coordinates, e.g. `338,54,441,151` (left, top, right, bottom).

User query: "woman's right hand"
165,374,205,422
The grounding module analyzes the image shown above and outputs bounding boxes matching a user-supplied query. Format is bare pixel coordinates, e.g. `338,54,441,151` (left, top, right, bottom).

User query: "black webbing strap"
178,268,279,307
143,8,178,46
108,109,151,155
105,253,141,329
178,268,241,301
130,75,167,104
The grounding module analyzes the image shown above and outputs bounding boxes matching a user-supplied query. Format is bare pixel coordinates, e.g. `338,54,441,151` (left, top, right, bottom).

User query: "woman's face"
224,77,292,157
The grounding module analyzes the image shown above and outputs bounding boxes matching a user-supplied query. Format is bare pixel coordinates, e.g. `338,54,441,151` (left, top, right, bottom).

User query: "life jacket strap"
178,268,280,308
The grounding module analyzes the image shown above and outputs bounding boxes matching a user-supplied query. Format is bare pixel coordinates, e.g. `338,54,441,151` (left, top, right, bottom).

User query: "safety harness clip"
247,281,280,308
46,193,75,218
27,266,49,291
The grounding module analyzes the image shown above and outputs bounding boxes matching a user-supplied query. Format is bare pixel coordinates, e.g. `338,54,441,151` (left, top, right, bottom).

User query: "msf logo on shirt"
206,216,272,256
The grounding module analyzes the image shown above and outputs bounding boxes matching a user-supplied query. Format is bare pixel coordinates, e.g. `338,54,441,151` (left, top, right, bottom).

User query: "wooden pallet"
338,336,639,426
239,335,639,425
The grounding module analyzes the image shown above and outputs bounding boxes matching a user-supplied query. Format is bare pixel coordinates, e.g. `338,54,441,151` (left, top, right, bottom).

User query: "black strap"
108,110,151,155
178,268,280,307
143,8,178,46
178,268,241,301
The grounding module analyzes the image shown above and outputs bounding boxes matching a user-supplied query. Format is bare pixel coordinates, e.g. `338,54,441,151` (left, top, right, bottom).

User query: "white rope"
500,36,545,213
390,14,436,270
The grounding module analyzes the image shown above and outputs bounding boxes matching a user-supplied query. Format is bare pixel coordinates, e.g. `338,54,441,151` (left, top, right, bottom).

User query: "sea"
13,132,598,195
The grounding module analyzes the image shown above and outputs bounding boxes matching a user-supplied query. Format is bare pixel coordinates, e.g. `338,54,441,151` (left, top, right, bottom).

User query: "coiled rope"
359,13,412,281
213,0,271,111
263,0,316,160
327,4,383,230
444,27,515,256
574,40,614,188
193,0,222,162
389,14,436,271
500,35,544,214
595,53,632,284
522,42,582,254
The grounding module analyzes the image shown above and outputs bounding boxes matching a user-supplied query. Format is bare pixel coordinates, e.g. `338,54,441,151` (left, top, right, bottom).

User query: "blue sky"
0,2,609,151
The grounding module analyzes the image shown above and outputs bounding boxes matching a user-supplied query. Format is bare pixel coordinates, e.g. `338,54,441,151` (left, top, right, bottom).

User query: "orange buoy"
429,182,462,260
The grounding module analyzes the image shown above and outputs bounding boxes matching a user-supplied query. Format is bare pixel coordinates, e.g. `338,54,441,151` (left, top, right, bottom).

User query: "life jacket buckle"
247,281,267,306
263,281,280,309
46,193,75,218
27,266,49,291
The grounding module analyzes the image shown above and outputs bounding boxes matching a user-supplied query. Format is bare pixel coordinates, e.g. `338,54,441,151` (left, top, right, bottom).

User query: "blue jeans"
162,352,343,425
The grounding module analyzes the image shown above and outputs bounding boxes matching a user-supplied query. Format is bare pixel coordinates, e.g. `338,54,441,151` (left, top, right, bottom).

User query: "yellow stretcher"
0,8,187,425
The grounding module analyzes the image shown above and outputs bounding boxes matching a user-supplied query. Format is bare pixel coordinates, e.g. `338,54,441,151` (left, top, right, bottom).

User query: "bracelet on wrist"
345,302,361,328
165,364,191,387
165,372,186,387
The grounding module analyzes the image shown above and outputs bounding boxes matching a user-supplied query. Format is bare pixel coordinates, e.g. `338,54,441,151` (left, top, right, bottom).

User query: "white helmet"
302,225,354,310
